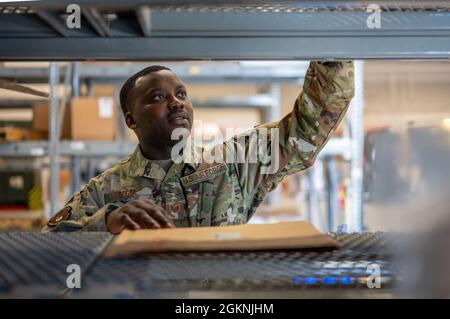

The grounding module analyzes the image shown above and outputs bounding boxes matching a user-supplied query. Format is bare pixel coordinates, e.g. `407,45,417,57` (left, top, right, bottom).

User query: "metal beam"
134,11,450,37
0,65,72,84
0,94,277,110
0,35,448,60
34,10,67,37
0,141,136,157
79,63,308,83
0,139,349,157
82,7,111,37
0,63,308,84
0,10,449,60
136,6,152,37
192,95,274,108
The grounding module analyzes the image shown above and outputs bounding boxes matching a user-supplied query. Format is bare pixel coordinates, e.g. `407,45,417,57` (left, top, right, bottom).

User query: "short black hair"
119,65,171,115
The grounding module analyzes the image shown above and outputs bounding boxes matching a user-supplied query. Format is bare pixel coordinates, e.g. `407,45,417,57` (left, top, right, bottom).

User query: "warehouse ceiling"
0,1,449,60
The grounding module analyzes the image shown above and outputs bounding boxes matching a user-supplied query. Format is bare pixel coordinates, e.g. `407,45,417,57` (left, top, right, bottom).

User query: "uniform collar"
128,140,203,180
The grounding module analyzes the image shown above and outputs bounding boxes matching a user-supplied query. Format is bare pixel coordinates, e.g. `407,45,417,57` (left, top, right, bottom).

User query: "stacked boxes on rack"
32,97,117,140
0,97,117,229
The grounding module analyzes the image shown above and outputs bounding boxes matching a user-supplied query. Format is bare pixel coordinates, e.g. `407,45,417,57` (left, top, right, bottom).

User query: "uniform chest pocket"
105,187,155,205
104,188,139,204
180,163,227,226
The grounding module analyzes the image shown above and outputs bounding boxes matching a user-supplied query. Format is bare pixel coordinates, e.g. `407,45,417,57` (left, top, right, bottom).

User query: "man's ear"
124,111,137,129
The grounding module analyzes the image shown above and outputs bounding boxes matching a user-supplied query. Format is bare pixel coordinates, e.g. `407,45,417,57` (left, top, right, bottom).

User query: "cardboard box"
32,103,50,133
32,103,70,138
32,97,117,140
0,127,47,141
70,97,116,140
0,127,27,141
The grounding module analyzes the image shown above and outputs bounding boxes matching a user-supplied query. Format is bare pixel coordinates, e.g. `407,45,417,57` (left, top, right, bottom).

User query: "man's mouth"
168,112,190,126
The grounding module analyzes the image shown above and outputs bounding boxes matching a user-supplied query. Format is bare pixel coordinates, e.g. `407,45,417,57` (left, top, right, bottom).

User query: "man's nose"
167,95,184,110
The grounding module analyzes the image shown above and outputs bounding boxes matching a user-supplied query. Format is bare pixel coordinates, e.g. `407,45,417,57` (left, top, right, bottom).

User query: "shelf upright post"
70,62,82,194
348,60,365,232
48,62,60,217
71,62,80,97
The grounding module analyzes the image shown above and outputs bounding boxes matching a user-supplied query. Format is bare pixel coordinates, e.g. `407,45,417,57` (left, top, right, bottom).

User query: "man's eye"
177,91,187,99
152,93,164,101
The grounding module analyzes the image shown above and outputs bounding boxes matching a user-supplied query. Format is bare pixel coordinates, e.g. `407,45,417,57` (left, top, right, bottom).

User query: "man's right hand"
106,199,175,234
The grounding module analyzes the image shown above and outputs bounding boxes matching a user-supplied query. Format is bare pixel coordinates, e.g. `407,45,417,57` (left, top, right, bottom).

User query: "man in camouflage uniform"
43,61,354,233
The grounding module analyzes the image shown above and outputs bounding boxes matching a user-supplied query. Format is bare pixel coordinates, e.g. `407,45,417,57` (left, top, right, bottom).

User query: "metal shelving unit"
2,0,445,231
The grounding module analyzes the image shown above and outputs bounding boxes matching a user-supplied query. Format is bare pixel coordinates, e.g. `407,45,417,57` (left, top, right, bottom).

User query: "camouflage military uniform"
43,61,354,232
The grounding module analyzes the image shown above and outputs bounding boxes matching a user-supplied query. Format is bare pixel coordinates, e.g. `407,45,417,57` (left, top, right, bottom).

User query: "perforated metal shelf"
3,1,450,13
0,230,396,297
0,232,112,294
83,232,394,294
0,231,395,297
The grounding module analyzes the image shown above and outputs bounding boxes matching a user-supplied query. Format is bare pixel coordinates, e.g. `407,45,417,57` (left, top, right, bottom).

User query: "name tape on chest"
180,163,227,187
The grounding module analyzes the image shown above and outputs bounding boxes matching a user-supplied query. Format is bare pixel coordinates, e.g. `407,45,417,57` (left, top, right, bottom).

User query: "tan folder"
104,221,338,257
